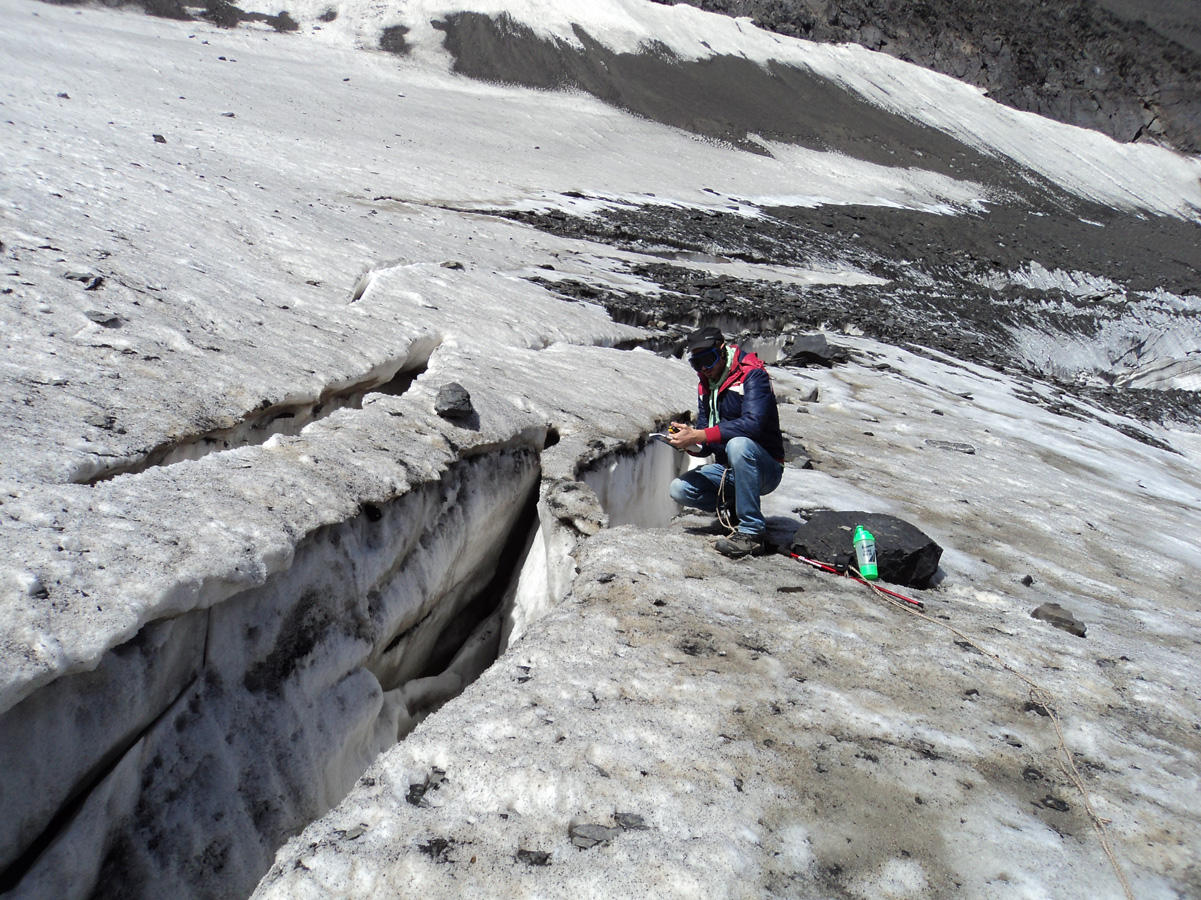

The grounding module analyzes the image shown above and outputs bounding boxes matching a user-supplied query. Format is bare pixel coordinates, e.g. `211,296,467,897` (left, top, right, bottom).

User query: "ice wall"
0,448,540,899
580,440,692,528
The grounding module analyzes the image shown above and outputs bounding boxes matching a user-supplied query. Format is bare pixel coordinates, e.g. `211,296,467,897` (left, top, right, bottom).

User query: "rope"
791,553,925,609
817,558,1135,900
715,467,738,535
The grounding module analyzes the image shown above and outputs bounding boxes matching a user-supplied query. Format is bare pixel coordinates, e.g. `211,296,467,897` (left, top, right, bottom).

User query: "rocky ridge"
655,0,1201,154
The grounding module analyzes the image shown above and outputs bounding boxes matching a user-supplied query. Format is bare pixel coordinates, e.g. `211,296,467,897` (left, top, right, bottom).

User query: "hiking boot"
715,531,767,559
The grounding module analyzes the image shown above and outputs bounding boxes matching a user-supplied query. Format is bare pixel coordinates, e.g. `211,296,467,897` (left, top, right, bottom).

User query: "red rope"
789,553,925,610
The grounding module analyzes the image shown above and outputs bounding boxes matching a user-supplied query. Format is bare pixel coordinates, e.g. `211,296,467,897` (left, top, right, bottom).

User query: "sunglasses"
689,347,721,371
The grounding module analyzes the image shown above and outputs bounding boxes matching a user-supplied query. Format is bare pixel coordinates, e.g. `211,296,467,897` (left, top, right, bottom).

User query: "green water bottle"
853,525,878,581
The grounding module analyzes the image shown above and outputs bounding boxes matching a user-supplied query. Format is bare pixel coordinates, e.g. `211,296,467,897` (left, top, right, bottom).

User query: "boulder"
790,510,943,588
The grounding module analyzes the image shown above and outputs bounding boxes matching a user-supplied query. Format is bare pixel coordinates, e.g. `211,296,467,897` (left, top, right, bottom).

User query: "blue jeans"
668,436,784,537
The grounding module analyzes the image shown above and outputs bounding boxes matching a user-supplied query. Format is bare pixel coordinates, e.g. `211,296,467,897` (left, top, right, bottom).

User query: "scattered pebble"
614,812,647,830
516,849,550,866
568,823,621,849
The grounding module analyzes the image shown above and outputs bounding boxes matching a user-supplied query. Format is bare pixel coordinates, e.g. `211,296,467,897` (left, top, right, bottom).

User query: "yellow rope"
848,567,1135,900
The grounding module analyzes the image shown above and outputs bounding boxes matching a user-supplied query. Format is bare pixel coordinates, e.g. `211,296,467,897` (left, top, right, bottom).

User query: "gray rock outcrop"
659,0,1201,153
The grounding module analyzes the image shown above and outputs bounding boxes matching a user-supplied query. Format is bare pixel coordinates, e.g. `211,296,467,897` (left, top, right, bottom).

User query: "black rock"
790,510,943,589
777,333,849,368
516,849,551,866
782,437,812,464
434,382,474,420
418,837,452,861
404,767,446,806
661,0,1201,154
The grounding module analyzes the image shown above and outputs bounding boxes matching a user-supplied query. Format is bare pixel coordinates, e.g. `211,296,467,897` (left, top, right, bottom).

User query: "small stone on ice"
568,823,621,849
1031,602,1086,637
615,812,647,830
435,382,474,420
85,310,122,328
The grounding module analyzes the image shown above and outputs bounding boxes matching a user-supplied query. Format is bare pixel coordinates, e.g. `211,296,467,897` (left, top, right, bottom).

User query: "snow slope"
1,0,1199,897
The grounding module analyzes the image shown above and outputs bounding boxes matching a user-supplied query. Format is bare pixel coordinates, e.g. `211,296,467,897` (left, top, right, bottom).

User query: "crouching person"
668,326,785,559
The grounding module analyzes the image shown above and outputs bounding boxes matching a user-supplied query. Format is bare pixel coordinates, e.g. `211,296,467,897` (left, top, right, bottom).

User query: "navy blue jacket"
693,345,785,465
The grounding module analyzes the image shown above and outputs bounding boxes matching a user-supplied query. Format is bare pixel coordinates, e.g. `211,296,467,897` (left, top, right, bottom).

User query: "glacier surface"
1,0,1200,898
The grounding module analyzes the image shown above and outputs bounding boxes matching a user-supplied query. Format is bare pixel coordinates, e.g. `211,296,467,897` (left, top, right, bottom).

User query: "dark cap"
686,326,724,353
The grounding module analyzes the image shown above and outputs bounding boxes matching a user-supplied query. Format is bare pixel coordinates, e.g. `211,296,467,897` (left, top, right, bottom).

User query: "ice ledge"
0,392,532,716
0,335,689,715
